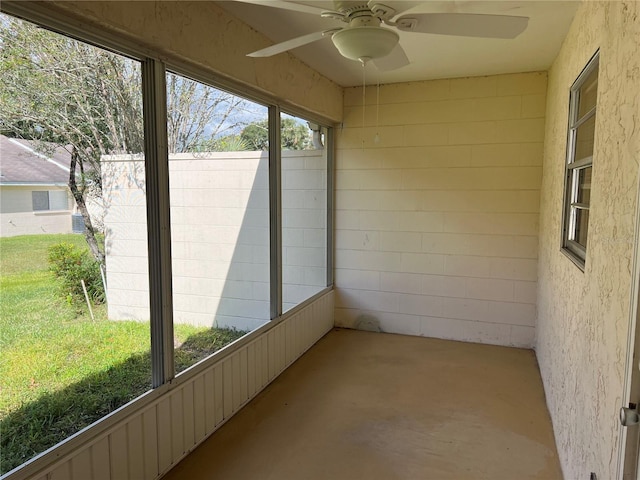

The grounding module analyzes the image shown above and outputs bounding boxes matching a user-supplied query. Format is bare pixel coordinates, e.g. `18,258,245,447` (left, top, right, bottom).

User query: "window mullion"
142,58,175,387
568,170,579,242
568,156,593,170
326,126,335,287
269,106,282,319
573,106,596,128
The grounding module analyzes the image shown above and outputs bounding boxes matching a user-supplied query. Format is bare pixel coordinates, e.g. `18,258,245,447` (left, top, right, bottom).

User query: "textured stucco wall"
335,72,545,347
536,1,640,478
46,1,343,122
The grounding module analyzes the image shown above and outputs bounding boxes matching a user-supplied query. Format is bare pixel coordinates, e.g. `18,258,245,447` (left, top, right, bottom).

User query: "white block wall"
102,150,327,331
335,72,546,347
282,153,328,311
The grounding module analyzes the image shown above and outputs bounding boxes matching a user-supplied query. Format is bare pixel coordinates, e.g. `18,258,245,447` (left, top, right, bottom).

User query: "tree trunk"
69,147,105,267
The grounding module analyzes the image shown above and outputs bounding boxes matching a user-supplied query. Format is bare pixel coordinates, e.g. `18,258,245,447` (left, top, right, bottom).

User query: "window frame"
279,111,330,313
0,3,335,477
561,51,599,268
31,191,50,211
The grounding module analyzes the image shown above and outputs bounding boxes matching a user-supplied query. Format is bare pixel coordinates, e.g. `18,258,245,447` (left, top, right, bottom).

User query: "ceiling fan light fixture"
331,26,399,62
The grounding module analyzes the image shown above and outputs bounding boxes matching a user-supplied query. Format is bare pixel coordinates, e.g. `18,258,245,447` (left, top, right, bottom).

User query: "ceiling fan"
244,1,529,71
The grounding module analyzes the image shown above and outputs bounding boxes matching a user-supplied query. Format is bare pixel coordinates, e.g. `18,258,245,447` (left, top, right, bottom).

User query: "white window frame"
31,190,50,211
562,52,599,268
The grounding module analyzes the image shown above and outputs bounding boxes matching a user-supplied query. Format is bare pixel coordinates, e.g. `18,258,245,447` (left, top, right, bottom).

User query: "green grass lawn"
0,234,246,474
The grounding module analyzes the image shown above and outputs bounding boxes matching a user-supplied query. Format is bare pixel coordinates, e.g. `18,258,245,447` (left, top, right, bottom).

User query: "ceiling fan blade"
248,28,341,57
368,1,423,18
373,44,410,71
232,0,327,16
396,13,529,39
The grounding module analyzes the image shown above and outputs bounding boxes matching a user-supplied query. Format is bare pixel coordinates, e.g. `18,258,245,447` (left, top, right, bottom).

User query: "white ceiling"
218,0,580,87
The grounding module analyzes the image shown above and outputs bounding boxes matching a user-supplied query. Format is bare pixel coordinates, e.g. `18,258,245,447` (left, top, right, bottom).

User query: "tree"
0,15,142,265
241,118,313,151
211,135,249,152
0,14,258,265
166,73,253,154
240,121,269,151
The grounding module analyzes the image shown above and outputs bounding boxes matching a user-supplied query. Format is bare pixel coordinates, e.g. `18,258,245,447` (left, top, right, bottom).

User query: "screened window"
562,52,599,267
31,191,49,211
31,190,69,211
0,13,150,474
166,71,270,374
281,113,328,312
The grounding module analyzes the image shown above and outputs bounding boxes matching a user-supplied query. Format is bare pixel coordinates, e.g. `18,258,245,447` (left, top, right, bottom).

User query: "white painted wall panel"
213,365,224,427
141,408,159,480
257,336,268,390
156,398,172,474
170,389,184,461
109,426,128,480
49,463,70,480
192,376,206,445
181,384,195,454
239,349,248,405
69,449,91,480
126,416,145,480
231,352,243,412
203,370,215,434
90,437,111,480
222,359,233,419
247,343,257,398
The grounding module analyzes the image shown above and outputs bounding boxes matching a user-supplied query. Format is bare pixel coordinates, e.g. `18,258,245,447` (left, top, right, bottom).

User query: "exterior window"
48,190,69,210
31,191,49,211
562,52,599,267
32,191,68,211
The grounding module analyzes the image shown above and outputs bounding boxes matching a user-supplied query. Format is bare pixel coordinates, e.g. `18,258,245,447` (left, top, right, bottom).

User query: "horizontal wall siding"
5,291,333,480
335,73,546,348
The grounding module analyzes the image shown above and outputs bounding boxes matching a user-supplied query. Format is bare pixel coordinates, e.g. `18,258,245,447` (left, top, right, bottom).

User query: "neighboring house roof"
0,134,71,185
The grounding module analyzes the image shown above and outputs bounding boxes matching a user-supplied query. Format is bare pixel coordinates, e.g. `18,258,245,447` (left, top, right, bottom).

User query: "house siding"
335,71,546,347
0,185,73,236
536,1,640,478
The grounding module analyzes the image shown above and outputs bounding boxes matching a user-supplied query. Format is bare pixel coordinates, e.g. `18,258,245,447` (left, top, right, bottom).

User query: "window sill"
32,209,72,216
560,247,585,271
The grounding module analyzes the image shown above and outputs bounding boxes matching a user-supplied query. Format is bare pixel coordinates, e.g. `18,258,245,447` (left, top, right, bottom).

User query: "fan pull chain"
374,77,380,144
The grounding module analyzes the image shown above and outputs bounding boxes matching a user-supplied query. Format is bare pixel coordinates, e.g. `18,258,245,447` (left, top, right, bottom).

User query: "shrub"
48,243,105,305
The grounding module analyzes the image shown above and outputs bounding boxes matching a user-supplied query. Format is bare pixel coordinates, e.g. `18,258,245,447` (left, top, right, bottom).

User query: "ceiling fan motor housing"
331,15,399,62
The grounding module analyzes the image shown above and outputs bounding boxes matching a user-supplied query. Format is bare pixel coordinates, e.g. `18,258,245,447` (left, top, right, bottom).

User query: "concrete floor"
162,328,563,480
